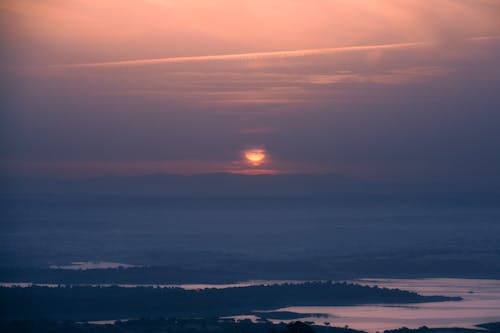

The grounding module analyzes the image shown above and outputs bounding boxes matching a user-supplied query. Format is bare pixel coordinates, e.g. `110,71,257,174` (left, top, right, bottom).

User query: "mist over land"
1,173,499,281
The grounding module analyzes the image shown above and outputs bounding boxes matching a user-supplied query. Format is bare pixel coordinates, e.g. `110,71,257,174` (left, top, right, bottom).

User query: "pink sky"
1,0,500,182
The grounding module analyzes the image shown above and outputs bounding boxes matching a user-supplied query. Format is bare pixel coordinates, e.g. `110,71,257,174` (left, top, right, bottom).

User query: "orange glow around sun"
244,148,267,166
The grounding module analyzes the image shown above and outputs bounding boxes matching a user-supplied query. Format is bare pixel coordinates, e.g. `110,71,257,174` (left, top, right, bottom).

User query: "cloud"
55,42,426,68
2,1,500,184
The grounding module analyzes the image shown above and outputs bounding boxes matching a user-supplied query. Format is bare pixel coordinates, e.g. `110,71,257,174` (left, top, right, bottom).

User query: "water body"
268,278,500,332
49,261,140,270
3,195,500,271
0,279,303,289
4,278,498,332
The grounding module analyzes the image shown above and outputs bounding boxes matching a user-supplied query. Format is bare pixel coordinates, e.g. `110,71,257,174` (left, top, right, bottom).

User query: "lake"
2,277,499,332
264,278,500,332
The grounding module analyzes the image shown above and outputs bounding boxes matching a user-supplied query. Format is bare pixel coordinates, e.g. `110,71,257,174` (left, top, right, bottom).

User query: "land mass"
1,319,498,333
0,282,460,321
0,319,361,333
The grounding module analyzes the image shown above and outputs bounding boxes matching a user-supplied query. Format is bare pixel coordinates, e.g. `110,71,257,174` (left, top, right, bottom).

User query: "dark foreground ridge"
0,282,460,320
1,319,499,333
384,322,500,333
0,319,363,333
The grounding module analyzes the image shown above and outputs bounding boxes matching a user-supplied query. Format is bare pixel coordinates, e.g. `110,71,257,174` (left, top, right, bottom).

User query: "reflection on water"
0,279,303,289
272,279,500,333
2,277,499,332
49,261,140,270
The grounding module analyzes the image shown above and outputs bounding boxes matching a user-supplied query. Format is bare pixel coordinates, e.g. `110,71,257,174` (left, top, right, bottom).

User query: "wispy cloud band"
56,41,426,68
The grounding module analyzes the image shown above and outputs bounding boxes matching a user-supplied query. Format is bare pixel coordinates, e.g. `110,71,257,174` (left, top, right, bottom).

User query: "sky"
1,0,500,184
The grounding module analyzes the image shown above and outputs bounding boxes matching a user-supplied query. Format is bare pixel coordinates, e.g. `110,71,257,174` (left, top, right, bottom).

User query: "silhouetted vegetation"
383,322,500,333
2,319,496,333
0,282,460,320
0,319,365,333
476,322,500,332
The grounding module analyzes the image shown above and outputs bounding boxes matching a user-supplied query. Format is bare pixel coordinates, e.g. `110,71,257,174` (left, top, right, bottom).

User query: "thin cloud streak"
1,159,323,177
55,42,426,68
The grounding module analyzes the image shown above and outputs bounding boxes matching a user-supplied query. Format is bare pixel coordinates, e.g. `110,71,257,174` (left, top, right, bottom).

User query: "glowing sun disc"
244,149,266,165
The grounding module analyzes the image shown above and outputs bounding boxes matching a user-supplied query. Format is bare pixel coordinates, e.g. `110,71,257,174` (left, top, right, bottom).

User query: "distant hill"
2,173,499,200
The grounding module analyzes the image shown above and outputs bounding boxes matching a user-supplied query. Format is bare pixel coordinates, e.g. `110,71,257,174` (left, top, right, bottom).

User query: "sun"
244,148,267,166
